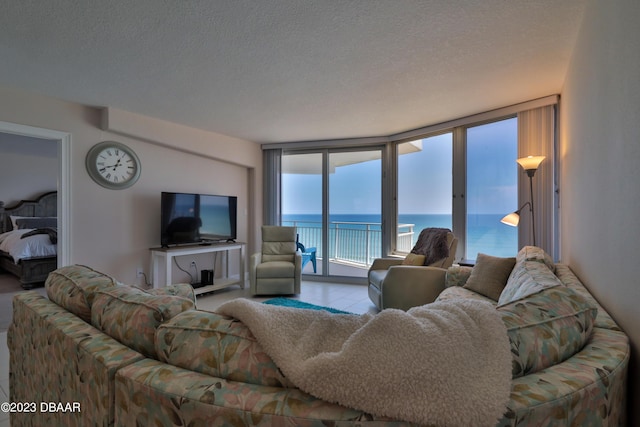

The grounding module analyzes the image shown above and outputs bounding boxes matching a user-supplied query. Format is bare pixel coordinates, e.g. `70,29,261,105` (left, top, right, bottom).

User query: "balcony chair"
250,225,301,295
296,234,317,273
368,228,458,311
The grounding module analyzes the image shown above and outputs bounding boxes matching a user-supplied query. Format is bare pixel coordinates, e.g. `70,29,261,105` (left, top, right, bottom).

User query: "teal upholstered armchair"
250,226,302,295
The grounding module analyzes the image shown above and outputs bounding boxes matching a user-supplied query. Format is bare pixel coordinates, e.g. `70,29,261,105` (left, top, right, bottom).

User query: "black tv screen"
161,192,237,246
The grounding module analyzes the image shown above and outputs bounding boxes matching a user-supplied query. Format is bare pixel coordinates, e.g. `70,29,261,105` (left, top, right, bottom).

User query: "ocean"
283,213,517,263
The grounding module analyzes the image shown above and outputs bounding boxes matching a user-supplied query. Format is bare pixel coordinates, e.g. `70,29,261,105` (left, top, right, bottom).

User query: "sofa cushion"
463,253,515,301
155,310,294,388
147,283,196,303
91,285,195,359
554,263,622,331
437,285,497,304
45,265,118,322
499,285,597,378
498,259,563,306
256,261,295,278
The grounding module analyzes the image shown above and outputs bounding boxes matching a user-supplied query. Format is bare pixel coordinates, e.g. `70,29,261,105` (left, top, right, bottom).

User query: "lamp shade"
516,155,545,171
500,212,520,227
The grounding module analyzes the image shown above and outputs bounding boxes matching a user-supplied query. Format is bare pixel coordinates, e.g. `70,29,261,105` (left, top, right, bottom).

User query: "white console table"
150,242,245,296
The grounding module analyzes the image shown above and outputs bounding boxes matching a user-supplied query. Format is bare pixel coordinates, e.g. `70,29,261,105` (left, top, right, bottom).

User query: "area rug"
263,297,353,314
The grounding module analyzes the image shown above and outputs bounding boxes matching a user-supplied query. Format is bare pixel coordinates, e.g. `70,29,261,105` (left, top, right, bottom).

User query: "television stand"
149,242,245,296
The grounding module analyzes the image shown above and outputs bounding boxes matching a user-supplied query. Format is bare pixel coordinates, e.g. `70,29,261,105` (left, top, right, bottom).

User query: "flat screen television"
161,192,237,247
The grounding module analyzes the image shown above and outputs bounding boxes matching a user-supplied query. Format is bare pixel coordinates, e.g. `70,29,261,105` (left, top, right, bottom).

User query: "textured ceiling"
0,0,585,144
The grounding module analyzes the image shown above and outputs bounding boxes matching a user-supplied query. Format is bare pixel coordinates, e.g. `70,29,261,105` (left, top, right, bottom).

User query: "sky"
282,117,518,216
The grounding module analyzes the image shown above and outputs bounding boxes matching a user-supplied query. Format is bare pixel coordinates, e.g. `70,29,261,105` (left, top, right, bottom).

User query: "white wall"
560,0,640,423
0,86,262,286
0,133,57,205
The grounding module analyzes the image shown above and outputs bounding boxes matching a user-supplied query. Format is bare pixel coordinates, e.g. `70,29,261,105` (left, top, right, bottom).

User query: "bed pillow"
463,253,516,301
9,216,28,230
11,216,58,230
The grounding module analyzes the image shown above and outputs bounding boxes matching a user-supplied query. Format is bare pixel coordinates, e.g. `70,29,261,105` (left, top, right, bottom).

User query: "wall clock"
86,141,141,189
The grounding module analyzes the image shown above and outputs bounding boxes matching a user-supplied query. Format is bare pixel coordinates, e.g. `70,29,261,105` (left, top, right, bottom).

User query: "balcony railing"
283,220,415,268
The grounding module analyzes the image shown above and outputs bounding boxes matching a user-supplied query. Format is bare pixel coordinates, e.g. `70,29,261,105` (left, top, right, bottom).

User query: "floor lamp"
501,155,545,247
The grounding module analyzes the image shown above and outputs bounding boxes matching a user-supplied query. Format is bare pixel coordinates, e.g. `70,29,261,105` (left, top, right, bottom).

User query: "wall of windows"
266,96,557,279
396,117,518,260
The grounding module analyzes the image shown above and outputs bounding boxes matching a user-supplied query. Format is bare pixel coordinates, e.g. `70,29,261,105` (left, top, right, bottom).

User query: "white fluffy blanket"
217,298,512,426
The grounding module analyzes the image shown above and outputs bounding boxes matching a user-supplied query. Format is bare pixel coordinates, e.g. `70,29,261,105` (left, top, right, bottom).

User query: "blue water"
283,213,517,259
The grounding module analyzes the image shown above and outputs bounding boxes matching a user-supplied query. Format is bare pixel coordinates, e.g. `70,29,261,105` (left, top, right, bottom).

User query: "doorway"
0,121,70,266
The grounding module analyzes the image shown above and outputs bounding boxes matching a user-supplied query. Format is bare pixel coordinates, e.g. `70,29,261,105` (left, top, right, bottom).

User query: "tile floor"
0,280,376,427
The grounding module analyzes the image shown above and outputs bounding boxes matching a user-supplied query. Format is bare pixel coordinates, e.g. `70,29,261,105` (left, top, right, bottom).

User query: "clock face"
95,147,136,184
86,142,141,189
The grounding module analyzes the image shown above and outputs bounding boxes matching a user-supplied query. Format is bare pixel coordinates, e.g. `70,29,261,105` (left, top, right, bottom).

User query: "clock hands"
99,155,126,173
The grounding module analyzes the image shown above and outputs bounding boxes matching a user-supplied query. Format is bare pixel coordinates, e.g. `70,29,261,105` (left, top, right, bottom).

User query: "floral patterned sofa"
8,247,629,426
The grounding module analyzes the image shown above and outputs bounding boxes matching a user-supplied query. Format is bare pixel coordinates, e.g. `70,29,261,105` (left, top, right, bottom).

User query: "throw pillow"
516,245,555,272
498,259,563,306
463,253,516,301
402,253,426,265
499,285,597,378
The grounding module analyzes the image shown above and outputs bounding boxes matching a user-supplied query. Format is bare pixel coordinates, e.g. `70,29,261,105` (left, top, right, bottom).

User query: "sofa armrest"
9,292,145,426
445,265,474,287
369,257,404,271
380,266,447,311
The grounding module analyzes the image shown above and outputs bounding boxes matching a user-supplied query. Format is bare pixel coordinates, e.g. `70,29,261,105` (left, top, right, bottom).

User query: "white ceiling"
0,0,585,144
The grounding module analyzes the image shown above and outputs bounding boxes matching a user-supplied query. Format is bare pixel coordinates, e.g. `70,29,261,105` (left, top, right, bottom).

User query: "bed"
0,191,58,289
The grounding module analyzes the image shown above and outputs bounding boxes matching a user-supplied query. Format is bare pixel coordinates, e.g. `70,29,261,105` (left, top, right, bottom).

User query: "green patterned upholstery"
9,260,630,426
499,285,597,377
45,264,118,322
9,292,145,427
439,249,629,426
91,285,195,359
155,309,295,388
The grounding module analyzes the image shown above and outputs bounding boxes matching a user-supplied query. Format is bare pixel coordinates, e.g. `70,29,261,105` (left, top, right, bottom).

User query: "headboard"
0,191,57,234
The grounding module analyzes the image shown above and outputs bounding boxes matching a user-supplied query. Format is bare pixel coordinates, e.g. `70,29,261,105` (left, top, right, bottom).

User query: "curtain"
517,105,557,257
262,148,282,225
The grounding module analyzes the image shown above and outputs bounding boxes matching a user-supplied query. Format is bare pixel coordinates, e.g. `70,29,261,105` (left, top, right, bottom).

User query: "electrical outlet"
136,268,144,277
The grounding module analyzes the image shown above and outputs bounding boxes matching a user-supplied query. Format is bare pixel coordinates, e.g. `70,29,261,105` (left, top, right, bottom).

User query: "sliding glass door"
282,148,382,279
